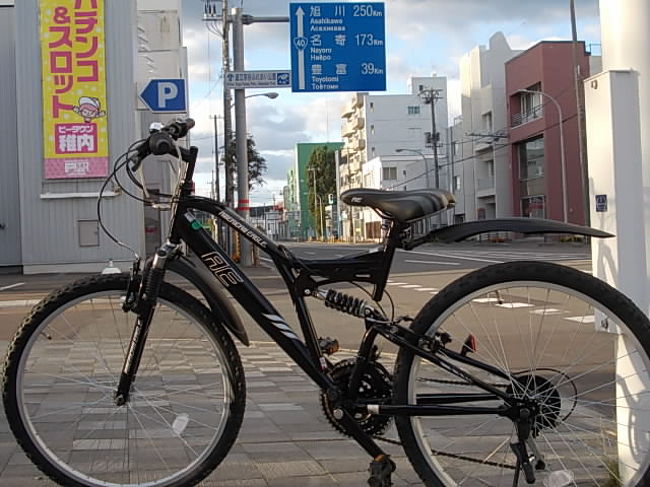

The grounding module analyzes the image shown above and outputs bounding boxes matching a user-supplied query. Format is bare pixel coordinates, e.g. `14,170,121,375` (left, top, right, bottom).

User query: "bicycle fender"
167,256,250,346
425,218,614,244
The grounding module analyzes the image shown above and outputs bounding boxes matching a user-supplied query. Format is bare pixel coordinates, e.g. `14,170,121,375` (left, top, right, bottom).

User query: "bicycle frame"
170,195,512,416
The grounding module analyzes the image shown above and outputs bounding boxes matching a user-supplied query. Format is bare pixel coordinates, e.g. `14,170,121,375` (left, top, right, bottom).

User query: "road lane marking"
472,297,500,303
400,284,422,288
415,288,438,292
0,282,25,291
404,259,460,266
496,302,534,309
386,282,407,286
0,299,40,308
565,315,595,323
399,249,502,264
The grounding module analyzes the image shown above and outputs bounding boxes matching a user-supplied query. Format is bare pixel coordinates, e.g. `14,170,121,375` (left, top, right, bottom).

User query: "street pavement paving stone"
0,341,420,486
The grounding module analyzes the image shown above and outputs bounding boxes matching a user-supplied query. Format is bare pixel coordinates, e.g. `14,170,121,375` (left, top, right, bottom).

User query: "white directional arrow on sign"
295,6,306,90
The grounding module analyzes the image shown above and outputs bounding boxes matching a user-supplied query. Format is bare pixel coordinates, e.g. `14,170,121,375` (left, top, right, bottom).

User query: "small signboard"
595,194,608,212
225,70,292,89
139,79,187,113
290,2,386,93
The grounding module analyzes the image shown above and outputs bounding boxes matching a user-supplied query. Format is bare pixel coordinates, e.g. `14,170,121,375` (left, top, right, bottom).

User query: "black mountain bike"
4,119,650,487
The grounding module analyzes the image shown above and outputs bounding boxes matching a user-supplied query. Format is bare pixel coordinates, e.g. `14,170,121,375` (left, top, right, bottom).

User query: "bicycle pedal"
318,336,340,355
368,455,396,487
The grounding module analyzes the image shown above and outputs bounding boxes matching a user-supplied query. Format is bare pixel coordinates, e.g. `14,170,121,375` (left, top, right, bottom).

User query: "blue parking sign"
290,3,386,93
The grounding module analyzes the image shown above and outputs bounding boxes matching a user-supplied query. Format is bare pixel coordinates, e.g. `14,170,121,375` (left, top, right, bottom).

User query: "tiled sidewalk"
0,341,421,487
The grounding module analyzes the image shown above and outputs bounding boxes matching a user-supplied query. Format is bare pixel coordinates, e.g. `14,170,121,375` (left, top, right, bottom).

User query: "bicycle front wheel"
393,261,650,487
2,274,245,487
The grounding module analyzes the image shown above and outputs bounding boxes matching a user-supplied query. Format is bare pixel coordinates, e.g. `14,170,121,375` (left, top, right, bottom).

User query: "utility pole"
421,88,443,189
232,7,252,265
210,115,221,203
203,0,232,254
570,0,589,225
222,0,233,212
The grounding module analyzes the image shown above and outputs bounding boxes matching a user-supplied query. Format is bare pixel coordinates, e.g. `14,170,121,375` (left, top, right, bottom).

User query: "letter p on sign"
158,82,178,108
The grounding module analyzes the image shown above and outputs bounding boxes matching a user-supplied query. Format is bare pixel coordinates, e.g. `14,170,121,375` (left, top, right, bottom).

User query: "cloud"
180,0,602,201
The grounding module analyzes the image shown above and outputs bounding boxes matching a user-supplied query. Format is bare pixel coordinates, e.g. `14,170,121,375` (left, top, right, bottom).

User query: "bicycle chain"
418,377,508,387
372,435,516,470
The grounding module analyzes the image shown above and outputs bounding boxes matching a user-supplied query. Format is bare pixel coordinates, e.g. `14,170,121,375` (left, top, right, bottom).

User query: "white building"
457,32,520,221
339,75,449,240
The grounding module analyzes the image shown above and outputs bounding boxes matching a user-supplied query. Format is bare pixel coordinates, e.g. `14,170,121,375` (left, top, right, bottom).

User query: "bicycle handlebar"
131,118,195,170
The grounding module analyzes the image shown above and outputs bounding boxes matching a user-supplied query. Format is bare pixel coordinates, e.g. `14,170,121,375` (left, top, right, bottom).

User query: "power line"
387,112,578,190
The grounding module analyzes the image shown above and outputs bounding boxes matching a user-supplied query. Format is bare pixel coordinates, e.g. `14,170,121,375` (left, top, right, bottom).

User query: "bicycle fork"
114,242,176,406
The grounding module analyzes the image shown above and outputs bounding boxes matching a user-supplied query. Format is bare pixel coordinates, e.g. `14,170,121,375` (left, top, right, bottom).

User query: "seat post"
372,221,407,301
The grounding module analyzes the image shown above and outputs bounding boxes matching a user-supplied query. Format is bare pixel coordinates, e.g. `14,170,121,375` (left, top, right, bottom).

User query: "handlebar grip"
149,132,175,155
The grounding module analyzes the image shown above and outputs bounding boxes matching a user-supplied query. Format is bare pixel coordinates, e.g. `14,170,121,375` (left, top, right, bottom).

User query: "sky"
180,0,601,205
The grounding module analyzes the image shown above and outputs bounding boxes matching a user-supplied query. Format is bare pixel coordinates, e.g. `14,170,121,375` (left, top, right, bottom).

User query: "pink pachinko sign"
40,0,109,179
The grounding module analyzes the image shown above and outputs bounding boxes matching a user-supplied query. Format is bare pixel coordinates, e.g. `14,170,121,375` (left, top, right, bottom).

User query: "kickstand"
368,455,396,487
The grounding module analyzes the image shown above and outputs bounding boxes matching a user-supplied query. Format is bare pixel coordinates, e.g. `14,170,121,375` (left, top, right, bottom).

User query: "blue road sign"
290,2,386,93
595,194,608,212
139,79,187,113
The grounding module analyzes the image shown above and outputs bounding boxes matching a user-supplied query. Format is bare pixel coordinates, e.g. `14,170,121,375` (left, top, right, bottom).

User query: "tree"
224,135,267,191
306,146,336,238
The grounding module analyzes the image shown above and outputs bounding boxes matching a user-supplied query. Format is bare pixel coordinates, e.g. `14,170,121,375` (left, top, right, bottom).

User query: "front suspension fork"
114,242,177,406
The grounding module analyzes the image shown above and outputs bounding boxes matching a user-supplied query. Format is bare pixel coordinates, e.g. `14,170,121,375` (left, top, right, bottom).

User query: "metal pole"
570,0,589,225
221,0,233,255
233,7,251,265
543,92,568,223
429,91,440,189
212,115,220,202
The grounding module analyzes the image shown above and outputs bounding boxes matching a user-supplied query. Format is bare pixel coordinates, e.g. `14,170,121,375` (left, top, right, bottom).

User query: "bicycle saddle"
341,188,455,223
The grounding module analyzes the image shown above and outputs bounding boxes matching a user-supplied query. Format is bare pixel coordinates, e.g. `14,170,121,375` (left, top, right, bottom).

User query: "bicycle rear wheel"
393,261,650,487
2,274,245,487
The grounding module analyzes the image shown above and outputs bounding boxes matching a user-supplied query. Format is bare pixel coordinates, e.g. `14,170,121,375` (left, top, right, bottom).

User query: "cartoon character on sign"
73,96,107,123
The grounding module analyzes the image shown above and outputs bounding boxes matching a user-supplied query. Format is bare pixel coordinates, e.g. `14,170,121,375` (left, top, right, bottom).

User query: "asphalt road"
270,240,591,274
0,241,592,348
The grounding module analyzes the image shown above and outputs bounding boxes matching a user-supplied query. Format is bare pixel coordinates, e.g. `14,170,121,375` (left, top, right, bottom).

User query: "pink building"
506,41,593,224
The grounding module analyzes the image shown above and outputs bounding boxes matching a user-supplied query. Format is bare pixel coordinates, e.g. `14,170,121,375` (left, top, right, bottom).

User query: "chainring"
320,358,393,437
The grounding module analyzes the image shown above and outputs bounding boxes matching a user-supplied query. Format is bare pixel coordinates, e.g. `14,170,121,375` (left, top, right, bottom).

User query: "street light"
395,148,431,189
230,92,279,108
516,88,567,223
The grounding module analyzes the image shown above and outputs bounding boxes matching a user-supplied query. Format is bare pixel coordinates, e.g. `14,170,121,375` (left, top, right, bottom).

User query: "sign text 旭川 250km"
290,2,386,93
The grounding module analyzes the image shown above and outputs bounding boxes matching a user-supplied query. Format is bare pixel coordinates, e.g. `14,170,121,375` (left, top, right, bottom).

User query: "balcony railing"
511,104,543,127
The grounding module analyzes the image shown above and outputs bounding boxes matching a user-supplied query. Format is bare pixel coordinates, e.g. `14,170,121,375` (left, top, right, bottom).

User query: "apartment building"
457,32,520,222
506,41,597,224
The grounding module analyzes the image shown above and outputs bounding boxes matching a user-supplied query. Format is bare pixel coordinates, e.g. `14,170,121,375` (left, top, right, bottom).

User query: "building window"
382,166,397,180
519,137,544,180
371,124,375,135
407,105,420,115
521,195,546,219
452,141,459,157
482,111,493,132
370,102,374,111
513,83,542,126
453,175,461,191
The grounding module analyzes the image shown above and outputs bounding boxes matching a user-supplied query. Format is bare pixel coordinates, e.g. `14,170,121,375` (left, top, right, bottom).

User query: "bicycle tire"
2,273,246,487
393,261,650,487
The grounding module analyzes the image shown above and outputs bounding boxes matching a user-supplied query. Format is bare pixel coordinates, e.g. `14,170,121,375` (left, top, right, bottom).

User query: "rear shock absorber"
316,289,381,319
